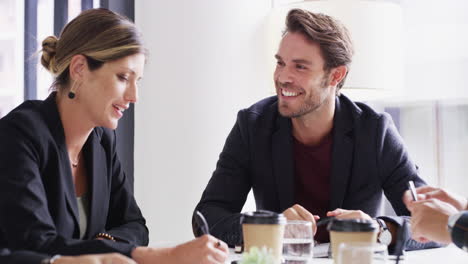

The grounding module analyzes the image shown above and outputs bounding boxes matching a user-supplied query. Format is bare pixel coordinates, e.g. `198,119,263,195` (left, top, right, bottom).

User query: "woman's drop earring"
68,81,79,99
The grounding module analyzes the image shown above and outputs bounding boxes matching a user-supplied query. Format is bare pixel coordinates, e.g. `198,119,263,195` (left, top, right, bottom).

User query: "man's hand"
282,204,319,234
403,186,467,211
406,198,458,244
327,209,399,245
326,208,373,221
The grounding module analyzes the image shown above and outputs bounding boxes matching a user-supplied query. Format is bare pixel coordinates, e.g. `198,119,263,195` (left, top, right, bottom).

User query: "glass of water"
283,220,314,264
336,242,388,264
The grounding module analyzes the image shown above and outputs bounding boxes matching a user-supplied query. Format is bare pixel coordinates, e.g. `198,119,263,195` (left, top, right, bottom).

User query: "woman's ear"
68,54,88,82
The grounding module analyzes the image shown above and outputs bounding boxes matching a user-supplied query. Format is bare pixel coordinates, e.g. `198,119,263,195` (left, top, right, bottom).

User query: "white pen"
408,180,418,201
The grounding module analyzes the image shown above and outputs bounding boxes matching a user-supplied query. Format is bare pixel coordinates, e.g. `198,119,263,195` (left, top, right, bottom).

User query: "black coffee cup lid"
241,210,286,225
327,218,378,232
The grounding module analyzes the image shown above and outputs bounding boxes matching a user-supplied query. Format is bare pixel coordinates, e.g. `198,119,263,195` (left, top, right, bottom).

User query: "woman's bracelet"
95,232,116,241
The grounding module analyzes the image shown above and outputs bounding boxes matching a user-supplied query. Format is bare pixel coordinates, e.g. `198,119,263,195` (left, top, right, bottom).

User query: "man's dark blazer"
194,95,426,246
0,93,148,257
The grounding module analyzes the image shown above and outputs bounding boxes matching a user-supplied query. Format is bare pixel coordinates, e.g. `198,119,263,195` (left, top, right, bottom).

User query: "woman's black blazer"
0,93,149,257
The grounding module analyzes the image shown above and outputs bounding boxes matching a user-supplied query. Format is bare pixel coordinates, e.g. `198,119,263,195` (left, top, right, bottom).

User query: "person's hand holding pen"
168,234,229,264
403,183,464,244
184,211,229,263
132,211,229,264
403,185,468,211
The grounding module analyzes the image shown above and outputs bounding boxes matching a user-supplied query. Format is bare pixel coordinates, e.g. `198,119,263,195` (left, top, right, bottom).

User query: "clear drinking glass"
282,220,314,264
336,242,388,264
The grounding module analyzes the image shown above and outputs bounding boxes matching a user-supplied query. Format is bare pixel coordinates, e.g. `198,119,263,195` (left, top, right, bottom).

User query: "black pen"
195,211,223,249
408,180,418,201
316,216,334,227
394,220,408,264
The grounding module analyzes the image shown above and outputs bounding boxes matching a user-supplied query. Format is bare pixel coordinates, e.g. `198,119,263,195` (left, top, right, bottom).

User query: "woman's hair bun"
41,36,59,73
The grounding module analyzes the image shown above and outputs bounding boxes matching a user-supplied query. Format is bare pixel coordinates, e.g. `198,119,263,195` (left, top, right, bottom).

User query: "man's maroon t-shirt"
293,133,333,243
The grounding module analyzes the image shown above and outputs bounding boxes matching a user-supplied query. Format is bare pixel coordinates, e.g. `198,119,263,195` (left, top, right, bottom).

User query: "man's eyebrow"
292,59,312,65
274,55,313,65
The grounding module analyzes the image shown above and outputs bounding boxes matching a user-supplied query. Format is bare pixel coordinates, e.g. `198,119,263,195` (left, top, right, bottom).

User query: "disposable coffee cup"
241,210,286,264
327,219,378,263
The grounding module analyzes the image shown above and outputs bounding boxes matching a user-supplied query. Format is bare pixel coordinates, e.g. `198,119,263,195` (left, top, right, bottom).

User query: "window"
0,0,23,118
37,0,54,100
37,0,97,100
0,0,100,111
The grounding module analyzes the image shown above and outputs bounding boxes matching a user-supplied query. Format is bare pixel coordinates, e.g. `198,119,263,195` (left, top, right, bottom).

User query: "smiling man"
193,9,430,252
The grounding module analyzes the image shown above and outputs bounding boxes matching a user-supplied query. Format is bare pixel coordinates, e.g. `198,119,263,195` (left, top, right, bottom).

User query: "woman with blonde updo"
0,8,228,264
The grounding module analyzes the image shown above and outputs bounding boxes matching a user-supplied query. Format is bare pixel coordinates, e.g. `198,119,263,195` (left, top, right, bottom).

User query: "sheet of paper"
313,242,330,258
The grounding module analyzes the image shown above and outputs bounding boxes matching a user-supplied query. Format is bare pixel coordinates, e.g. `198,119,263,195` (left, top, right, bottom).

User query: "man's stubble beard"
277,72,332,118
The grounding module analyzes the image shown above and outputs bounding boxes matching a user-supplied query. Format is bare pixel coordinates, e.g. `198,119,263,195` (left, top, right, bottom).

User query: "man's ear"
68,54,88,82
329,65,348,87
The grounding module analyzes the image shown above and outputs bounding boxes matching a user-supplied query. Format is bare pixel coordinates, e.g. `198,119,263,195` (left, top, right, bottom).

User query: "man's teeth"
114,105,125,113
282,90,299,97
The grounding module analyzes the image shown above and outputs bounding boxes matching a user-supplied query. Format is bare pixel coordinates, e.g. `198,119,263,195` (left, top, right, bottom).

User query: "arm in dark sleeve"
0,126,136,257
451,211,468,251
105,131,149,246
1,250,49,264
376,113,426,215
193,111,252,246
378,216,442,254
376,114,442,251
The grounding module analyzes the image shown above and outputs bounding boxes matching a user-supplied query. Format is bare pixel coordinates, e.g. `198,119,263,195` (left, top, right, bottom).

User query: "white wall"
389,0,468,195
135,0,273,245
401,0,468,101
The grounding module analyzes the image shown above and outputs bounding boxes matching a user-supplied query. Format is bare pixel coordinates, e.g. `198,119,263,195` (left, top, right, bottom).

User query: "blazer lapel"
329,96,354,210
60,147,80,230
272,115,295,211
83,130,108,238
42,94,80,232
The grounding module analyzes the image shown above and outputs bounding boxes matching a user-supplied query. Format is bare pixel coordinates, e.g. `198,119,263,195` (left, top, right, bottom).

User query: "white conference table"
228,244,468,264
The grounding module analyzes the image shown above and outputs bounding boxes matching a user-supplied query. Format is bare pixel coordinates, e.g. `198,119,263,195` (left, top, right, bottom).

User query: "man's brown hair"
284,9,354,90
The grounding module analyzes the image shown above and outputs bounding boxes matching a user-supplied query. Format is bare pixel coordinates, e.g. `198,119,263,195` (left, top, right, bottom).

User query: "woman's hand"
168,234,229,264
131,235,229,264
